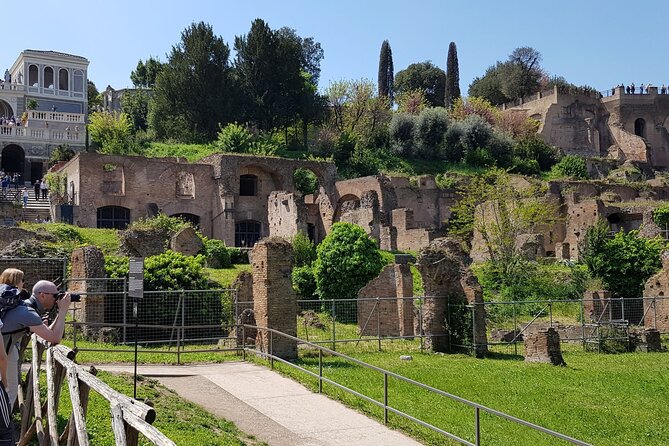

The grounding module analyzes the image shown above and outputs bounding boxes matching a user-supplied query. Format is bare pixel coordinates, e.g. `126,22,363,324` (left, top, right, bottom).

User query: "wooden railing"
18,335,175,446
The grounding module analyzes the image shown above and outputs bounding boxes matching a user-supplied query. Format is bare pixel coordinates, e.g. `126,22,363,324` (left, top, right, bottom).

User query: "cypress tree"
445,41,461,107
378,40,394,104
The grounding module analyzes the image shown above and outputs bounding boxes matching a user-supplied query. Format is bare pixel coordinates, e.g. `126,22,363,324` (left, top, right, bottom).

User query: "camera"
57,292,81,302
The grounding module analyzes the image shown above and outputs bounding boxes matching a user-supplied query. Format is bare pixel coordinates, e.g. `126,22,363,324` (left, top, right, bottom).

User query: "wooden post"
110,404,127,446
46,348,59,444
30,338,46,445
65,368,90,446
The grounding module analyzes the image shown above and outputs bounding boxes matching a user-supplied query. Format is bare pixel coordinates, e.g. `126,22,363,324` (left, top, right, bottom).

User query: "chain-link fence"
0,257,67,289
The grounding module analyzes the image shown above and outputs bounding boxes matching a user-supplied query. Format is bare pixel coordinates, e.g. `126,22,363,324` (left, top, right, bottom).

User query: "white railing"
28,110,85,124
0,125,85,142
0,82,26,92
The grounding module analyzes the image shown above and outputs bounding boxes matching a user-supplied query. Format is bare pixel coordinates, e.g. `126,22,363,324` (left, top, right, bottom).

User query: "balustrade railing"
0,124,84,142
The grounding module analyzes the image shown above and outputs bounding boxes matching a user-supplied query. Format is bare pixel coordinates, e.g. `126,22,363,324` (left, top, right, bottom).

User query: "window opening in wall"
307,223,316,242
239,174,258,196
97,206,130,229
171,213,200,228
634,118,646,138
59,68,69,90
73,70,84,92
44,67,54,89
235,220,261,247
28,65,38,87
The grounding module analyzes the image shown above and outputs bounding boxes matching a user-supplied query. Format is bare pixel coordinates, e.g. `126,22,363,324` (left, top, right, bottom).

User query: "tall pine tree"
378,40,394,104
445,41,461,107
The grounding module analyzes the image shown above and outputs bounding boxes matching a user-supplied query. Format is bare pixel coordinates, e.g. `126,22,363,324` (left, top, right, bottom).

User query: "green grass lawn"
254,344,669,446
206,265,251,288
52,371,263,445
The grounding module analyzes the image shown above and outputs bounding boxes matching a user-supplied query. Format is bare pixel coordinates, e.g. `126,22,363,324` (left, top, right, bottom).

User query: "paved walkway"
96,362,423,446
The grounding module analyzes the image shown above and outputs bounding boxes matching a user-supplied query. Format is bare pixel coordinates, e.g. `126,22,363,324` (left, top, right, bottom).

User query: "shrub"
292,265,317,299
128,213,191,235
215,122,254,152
549,155,588,179
652,204,669,229
314,222,384,305
414,107,449,159
293,169,319,196
442,125,465,162
388,113,416,156
202,238,232,269
49,144,75,165
487,131,514,167
228,248,249,264
292,233,316,267
513,136,560,171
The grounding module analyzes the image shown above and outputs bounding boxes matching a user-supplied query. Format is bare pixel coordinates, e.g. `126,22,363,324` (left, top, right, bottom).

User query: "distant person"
662,84,667,95
40,179,48,200
33,179,40,200
640,83,645,94
21,188,28,208
631,83,636,94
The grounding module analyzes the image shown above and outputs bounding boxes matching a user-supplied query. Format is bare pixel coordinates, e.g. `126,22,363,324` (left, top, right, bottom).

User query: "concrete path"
96,362,423,446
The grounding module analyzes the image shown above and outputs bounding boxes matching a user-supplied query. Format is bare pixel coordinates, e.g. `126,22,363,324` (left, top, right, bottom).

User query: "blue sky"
4,0,669,94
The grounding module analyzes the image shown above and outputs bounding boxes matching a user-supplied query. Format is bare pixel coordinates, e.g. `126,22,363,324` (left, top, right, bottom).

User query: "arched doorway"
171,212,200,228
97,206,130,229
634,118,646,138
235,220,261,247
1,145,25,176
0,99,13,118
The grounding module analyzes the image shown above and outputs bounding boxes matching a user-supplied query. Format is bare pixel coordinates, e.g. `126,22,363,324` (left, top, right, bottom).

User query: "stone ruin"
583,290,613,322
415,238,488,357
69,246,107,337
357,254,414,337
169,226,203,256
524,327,566,366
251,237,297,360
119,226,171,257
643,250,669,333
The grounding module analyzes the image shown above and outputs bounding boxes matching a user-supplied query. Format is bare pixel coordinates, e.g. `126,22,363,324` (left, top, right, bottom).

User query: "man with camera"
1,280,71,410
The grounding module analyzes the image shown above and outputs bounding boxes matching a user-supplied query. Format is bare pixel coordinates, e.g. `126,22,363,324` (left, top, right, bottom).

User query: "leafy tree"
395,89,428,115
549,155,588,179
388,113,417,156
449,96,499,125
314,223,384,311
395,62,446,107
324,79,391,143
88,111,133,154
130,57,164,88
49,144,75,165
87,80,102,114
414,107,449,159
121,89,150,132
444,42,461,107
581,225,664,300
149,21,233,141
293,168,319,196
292,232,317,267
215,123,254,152
234,19,305,131
513,136,559,171
652,204,669,229
201,238,232,268
292,265,316,298
468,47,544,105
377,40,394,104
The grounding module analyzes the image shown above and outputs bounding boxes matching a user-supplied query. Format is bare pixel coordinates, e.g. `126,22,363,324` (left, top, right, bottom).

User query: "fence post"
475,407,481,446
621,296,626,322
513,301,518,356
377,297,381,352
179,291,185,365
419,297,424,353
318,349,323,393
580,299,586,351
653,298,657,330
122,277,127,344
331,299,336,351
549,301,553,327
269,331,274,370
383,372,388,425
242,325,246,361
471,304,476,355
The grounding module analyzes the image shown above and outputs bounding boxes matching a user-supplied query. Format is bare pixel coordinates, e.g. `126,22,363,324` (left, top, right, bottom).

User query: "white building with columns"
0,50,89,182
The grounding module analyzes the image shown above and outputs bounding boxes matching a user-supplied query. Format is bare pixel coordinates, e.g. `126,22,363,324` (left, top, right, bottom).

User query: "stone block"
524,328,566,366
170,226,204,256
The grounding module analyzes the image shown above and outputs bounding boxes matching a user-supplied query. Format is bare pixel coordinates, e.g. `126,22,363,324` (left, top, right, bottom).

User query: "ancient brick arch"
237,162,286,192
333,193,361,221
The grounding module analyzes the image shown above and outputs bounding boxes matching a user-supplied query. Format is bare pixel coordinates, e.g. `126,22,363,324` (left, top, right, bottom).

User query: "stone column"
524,328,566,366
394,255,414,337
69,246,106,336
252,238,297,360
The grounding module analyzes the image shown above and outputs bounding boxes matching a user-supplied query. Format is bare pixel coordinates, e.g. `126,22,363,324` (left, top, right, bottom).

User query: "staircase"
22,191,51,222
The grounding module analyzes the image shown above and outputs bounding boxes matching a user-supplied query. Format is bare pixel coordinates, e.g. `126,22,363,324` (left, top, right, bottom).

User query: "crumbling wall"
643,252,669,332
524,328,566,366
337,190,381,242
268,191,308,239
416,238,487,356
357,255,414,337
69,246,106,336
252,238,297,359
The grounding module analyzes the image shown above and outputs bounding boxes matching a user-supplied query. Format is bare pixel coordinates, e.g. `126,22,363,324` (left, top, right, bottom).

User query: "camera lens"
70,293,81,302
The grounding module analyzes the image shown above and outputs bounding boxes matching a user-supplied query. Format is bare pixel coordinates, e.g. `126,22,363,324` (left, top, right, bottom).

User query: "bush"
293,168,319,196
652,204,669,229
215,122,254,152
487,131,514,167
202,238,232,269
292,233,316,267
513,136,560,171
549,155,588,179
292,265,317,299
414,107,449,159
228,248,249,264
129,213,191,235
388,113,416,156
314,222,384,305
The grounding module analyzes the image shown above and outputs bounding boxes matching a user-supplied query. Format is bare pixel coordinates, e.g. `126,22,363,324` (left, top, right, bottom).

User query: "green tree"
414,107,449,159
234,19,306,131
130,57,164,88
549,155,588,179
87,80,102,114
314,222,383,302
468,47,544,105
581,226,664,300
444,42,461,107
388,113,417,156
88,111,133,154
377,40,394,104
49,144,75,165
149,22,233,141
121,89,150,132
395,62,446,107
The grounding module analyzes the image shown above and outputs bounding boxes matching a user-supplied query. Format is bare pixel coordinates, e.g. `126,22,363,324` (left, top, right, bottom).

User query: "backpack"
0,285,23,319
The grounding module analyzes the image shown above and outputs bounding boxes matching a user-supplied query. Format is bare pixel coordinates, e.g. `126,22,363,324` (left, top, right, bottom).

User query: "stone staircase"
22,191,51,222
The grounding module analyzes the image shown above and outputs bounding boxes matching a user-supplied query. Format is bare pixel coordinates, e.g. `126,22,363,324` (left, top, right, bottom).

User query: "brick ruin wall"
69,246,107,335
252,237,297,360
643,253,669,332
524,327,566,366
357,258,414,337
268,191,308,239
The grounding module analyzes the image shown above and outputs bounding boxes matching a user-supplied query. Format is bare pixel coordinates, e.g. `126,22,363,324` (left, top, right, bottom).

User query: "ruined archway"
1,144,25,175
333,194,361,222
0,99,13,118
